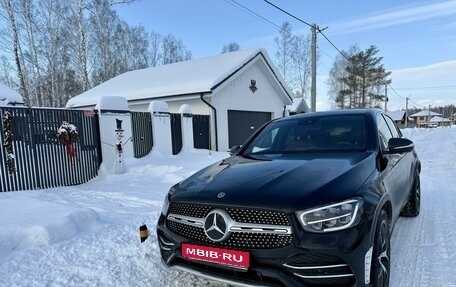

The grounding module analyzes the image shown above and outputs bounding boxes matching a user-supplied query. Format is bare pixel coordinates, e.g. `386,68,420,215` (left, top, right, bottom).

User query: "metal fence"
0,107,101,192
131,112,210,157
170,114,182,155
192,115,210,150
131,111,153,158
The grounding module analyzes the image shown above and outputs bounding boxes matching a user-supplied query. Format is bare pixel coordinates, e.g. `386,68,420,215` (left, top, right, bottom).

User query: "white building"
66,48,293,151
409,110,443,127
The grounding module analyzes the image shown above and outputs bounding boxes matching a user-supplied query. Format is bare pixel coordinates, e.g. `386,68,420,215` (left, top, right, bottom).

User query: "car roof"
276,108,381,123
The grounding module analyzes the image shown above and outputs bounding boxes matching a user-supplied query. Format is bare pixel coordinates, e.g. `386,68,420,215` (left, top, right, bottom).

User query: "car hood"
174,152,376,211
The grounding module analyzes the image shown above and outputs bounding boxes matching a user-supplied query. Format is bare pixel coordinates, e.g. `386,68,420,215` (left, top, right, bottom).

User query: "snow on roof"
410,110,442,117
95,96,129,111
386,110,405,121
430,116,452,122
287,97,309,113
0,82,23,106
66,48,291,108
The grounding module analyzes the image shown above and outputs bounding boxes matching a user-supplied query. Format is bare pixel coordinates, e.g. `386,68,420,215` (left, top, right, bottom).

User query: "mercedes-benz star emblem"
217,192,225,198
203,209,231,242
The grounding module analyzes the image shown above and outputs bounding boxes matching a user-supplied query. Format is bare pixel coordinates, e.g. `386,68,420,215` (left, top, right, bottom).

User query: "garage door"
228,110,271,148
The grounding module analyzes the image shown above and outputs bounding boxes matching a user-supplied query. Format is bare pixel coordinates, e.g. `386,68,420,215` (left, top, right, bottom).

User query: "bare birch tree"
75,0,90,90
0,0,194,107
149,31,161,67
274,21,294,84
1,0,29,104
161,34,192,65
291,33,311,100
221,42,240,53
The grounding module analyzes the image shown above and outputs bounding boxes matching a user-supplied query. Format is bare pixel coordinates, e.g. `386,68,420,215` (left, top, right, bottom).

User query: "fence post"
178,104,194,152
96,96,133,174
149,101,172,155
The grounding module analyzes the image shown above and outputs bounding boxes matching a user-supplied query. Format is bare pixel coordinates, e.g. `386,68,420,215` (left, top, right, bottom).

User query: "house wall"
212,60,288,151
129,98,210,115
415,116,430,126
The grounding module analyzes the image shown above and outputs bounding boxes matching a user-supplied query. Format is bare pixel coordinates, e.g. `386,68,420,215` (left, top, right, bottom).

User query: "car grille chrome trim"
292,273,354,279
230,223,291,234
167,214,204,227
158,235,175,251
159,243,172,251
283,263,349,270
167,213,292,235
159,236,175,246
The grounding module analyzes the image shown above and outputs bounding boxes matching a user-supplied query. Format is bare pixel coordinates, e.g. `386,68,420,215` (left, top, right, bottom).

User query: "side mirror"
387,138,414,154
229,145,242,156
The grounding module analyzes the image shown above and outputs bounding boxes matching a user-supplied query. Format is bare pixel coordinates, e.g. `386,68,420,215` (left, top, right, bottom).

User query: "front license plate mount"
181,243,250,269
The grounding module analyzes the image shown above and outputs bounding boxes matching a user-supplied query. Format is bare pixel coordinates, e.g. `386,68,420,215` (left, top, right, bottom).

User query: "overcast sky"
117,0,456,112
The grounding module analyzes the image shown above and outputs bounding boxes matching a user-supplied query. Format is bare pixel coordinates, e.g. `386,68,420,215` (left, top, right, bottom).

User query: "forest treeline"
0,0,192,107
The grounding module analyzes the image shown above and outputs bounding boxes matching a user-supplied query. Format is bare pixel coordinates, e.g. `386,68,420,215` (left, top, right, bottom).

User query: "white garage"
66,48,293,151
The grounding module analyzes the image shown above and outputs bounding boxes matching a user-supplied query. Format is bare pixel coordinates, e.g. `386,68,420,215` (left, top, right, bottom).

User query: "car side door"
383,115,415,207
376,114,408,220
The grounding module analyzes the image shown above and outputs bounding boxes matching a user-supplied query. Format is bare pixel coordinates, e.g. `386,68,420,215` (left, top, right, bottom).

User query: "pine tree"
329,45,391,109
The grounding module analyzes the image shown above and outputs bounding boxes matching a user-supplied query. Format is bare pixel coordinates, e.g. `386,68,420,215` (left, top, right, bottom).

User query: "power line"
231,0,421,110
393,84,456,90
408,98,426,109
318,31,350,62
317,46,335,61
224,0,281,31
263,0,313,28
388,84,407,101
263,0,350,63
388,85,426,109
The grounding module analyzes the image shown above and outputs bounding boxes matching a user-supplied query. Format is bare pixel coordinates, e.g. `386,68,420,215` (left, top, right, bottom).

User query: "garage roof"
66,48,292,108
386,110,405,121
0,82,23,106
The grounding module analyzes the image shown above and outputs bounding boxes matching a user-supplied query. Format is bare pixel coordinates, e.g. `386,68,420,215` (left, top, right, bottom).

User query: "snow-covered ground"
0,127,455,286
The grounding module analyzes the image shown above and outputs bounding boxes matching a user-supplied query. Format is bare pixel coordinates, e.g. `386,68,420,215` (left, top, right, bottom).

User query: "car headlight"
296,198,363,233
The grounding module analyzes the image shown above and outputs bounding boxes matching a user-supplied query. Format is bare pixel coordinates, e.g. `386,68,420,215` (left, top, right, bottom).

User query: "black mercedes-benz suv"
157,109,421,287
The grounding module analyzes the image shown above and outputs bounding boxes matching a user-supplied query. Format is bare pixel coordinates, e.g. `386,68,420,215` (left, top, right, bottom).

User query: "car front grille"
166,202,293,249
168,203,211,218
168,203,290,225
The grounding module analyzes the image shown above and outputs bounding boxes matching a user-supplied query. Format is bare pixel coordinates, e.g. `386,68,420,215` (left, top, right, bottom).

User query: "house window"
419,116,424,121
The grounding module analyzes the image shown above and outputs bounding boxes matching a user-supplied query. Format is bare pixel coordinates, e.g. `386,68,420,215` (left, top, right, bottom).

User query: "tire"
400,173,421,217
370,210,390,287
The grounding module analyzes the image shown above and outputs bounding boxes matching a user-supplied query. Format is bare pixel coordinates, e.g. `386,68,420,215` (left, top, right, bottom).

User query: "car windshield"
243,114,367,156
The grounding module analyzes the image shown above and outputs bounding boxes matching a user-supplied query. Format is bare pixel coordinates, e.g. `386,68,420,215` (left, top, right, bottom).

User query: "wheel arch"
369,196,393,246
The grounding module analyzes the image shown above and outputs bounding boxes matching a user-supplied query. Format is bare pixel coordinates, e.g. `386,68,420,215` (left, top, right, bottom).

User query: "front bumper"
156,208,375,287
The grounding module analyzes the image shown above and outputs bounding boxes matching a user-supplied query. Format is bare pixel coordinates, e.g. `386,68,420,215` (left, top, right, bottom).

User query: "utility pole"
428,104,431,127
405,97,409,128
310,24,327,112
311,24,317,112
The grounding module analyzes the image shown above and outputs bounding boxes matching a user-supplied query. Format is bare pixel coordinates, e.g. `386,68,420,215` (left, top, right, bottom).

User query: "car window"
251,127,279,153
243,115,367,155
383,115,402,138
377,114,393,149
